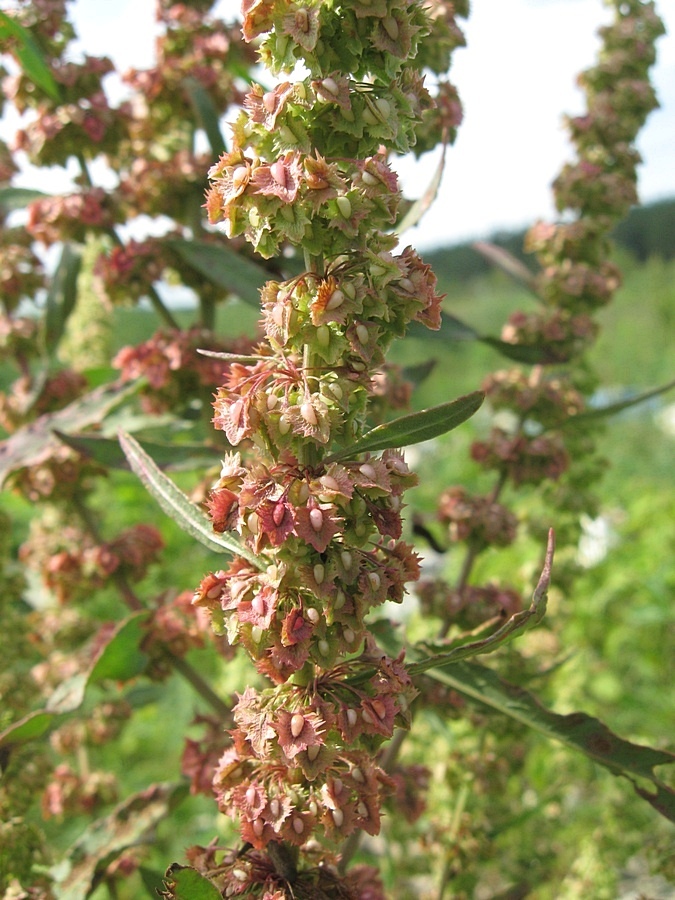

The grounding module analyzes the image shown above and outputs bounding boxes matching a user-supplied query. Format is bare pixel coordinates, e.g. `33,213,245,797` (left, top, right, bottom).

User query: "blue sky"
6,0,675,250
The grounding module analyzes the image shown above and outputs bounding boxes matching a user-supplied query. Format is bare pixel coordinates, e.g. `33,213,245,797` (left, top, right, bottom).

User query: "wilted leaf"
165,238,268,308
326,391,484,462
0,10,61,101
162,865,223,900
182,77,226,156
118,431,263,570
410,529,554,673
45,243,82,356
45,673,88,715
426,661,675,825
397,138,447,234
0,381,138,488
51,783,186,900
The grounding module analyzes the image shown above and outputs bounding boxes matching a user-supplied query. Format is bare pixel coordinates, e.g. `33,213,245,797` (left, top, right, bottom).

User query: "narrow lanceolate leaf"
426,661,675,825
51,783,187,900
45,243,82,356
162,865,223,900
0,11,61,101
0,711,56,752
557,377,675,428
410,530,555,674
326,391,484,463
0,185,48,213
182,76,226,156
118,431,263,570
408,312,479,343
165,238,268,308
472,240,538,292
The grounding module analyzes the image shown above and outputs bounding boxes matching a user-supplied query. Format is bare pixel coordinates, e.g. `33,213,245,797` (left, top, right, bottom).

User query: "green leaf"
182,76,226,156
402,359,437,388
479,335,559,365
165,238,268,308
325,390,484,462
54,430,223,472
0,711,56,751
472,240,538,291
51,783,186,900
0,381,139,489
426,661,675,824
0,185,48,213
118,431,264,570
408,312,479,343
558,377,675,427
162,865,223,900
410,529,554,673
0,10,61,101
45,243,81,356
89,612,150,683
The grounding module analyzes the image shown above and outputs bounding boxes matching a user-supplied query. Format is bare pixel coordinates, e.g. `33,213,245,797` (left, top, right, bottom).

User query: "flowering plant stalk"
184,0,477,892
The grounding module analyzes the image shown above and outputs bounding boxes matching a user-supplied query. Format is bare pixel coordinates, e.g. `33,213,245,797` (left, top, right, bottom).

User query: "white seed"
328,381,343,401
361,170,379,187
247,512,259,534
270,160,287,185
301,401,318,425
334,589,345,609
307,744,320,761
319,639,330,656
313,563,325,584
306,607,320,624
376,97,392,120
278,415,291,435
232,166,249,190
336,196,352,218
332,808,344,828
359,463,377,480
267,392,279,410
357,801,368,818
321,475,340,493
362,708,374,725
297,482,310,503
340,551,352,570
342,281,356,301
343,627,356,643
368,572,381,591
251,625,263,643
347,708,358,727
355,323,370,345
270,799,280,817
309,508,324,532
322,76,340,97
326,289,344,310
253,817,264,836
263,91,277,113
390,495,401,511
309,799,319,815
399,276,415,293
351,766,364,783
233,868,248,882
246,785,257,805
248,208,261,227
291,713,305,738
293,817,305,834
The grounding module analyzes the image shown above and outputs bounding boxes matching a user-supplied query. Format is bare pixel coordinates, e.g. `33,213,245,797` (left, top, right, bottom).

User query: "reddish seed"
273,502,286,526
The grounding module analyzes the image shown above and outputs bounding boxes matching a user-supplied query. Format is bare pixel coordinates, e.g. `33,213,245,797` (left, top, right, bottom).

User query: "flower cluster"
198,0,467,873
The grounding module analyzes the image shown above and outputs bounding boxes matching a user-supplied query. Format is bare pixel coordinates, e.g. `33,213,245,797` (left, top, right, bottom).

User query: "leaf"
182,76,226,156
165,238,268,308
51,783,186,900
410,529,555,673
402,359,437,388
408,312,479,343
46,673,88,714
0,711,56,751
472,240,538,291
397,138,447,234
0,185,48,212
425,661,675,824
0,381,139,488
118,431,264,570
325,390,484,463
162,865,223,900
45,243,81,356
558,377,675,427
0,10,61,101
89,612,150,683
54,431,223,472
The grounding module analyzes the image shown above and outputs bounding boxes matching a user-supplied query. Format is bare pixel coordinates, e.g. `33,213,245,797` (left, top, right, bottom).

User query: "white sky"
5,0,675,250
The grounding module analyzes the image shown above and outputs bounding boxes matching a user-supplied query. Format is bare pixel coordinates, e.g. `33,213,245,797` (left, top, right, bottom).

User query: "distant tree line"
425,196,675,283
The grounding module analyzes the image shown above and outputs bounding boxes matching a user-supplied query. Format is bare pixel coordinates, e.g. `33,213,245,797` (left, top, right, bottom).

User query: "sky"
5,0,675,250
